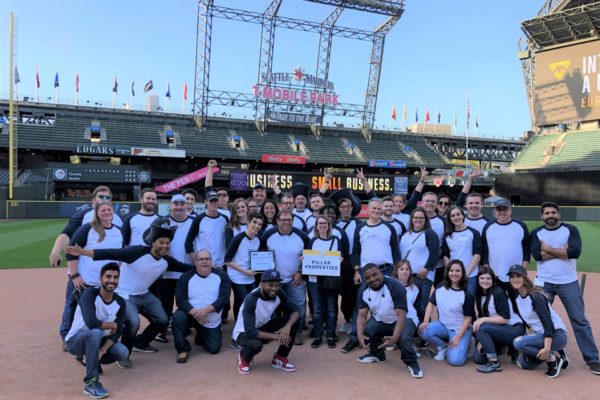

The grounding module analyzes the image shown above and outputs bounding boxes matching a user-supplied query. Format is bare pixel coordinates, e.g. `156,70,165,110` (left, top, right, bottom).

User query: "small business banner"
302,250,341,277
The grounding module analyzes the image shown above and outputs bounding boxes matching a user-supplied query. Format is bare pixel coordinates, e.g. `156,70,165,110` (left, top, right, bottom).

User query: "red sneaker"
237,353,251,375
272,354,296,372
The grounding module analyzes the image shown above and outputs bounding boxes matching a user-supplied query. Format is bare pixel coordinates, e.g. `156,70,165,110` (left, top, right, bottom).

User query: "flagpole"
35,65,39,103
76,71,79,106
466,94,470,173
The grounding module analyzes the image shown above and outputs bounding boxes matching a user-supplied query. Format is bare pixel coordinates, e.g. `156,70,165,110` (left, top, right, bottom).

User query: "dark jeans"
399,319,419,365
413,276,432,318
514,329,567,369
363,317,418,364
231,282,256,321
157,278,177,321
307,282,338,338
66,329,128,382
542,280,600,364
236,316,298,362
123,292,169,353
340,270,357,323
475,323,524,359
171,309,222,354
59,280,92,340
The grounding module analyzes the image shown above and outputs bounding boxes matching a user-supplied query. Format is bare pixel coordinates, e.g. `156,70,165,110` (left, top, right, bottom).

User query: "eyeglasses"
438,201,449,206
217,193,228,197
97,194,112,200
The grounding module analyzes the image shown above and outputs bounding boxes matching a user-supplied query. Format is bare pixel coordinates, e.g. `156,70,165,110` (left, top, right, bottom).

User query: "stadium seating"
511,133,560,170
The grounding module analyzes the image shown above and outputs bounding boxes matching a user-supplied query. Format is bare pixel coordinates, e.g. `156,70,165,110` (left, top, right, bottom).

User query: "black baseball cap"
253,183,266,190
205,190,218,201
261,269,281,282
506,264,528,277
494,198,510,208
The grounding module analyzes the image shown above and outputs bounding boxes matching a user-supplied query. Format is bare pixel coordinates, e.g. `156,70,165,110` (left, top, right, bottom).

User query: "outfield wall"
3,200,600,221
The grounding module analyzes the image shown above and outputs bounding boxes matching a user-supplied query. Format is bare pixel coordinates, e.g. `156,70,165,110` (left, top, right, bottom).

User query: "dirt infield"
1,269,599,400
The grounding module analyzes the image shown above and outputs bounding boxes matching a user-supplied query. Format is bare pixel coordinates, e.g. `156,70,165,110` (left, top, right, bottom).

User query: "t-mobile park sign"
252,67,339,106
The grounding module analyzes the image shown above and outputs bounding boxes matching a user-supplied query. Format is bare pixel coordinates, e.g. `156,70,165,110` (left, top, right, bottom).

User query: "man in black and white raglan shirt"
121,187,158,246
260,211,309,345
355,264,423,378
455,170,490,234
381,195,407,238
65,220,193,369
233,269,300,375
481,198,530,292
172,249,231,363
530,202,600,375
64,262,128,399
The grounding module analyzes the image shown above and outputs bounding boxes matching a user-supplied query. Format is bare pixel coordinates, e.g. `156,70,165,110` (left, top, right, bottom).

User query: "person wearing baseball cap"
508,264,568,378
232,269,300,375
481,198,530,291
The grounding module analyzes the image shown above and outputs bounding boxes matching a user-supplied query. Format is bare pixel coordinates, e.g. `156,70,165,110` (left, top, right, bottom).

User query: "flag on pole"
183,82,188,101
437,110,441,124
402,105,407,121
391,105,396,121
425,110,430,123
466,95,471,129
454,111,457,127
113,76,118,93
415,108,419,122
36,67,40,88
475,115,479,128
166,82,171,99
76,72,80,93
54,72,60,88
144,80,153,92
14,67,20,84
131,81,135,96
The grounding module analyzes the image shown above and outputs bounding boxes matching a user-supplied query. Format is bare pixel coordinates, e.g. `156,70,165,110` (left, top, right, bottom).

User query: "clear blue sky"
0,0,542,140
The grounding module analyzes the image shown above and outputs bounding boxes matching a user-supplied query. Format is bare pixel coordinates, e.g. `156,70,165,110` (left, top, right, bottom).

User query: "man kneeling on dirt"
64,262,128,399
232,270,300,374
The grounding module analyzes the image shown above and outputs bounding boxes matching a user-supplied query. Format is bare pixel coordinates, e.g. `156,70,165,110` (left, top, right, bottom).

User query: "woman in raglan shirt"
508,264,568,378
306,216,348,349
472,266,524,373
442,206,482,298
225,198,249,247
399,207,439,316
259,199,279,234
419,259,474,366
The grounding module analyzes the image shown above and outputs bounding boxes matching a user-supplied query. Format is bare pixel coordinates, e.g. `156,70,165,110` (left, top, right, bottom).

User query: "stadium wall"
495,171,600,206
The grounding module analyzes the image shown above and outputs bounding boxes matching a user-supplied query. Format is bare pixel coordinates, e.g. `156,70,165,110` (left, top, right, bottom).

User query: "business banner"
155,166,220,193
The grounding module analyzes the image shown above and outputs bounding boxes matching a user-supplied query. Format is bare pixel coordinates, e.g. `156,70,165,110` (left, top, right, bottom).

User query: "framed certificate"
249,250,275,272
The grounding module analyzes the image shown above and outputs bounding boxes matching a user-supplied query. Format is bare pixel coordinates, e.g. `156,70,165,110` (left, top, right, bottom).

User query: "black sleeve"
352,223,364,266
413,286,424,322
456,191,467,208
225,232,245,263
107,296,127,342
530,227,543,261
93,246,148,264
492,287,511,320
389,280,408,313
480,222,492,265
462,291,475,318
403,188,421,215
259,228,277,250
565,224,582,259
388,224,401,264
356,285,368,309
531,292,557,338
185,215,201,254
164,255,194,273
242,293,261,339
66,224,93,261
365,190,376,200
225,228,234,248
424,229,440,271
471,228,482,256
428,288,438,306
61,209,87,238
211,269,232,312
517,220,531,262
175,271,194,313
441,235,450,258
78,288,103,330
121,213,134,246
339,230,350,262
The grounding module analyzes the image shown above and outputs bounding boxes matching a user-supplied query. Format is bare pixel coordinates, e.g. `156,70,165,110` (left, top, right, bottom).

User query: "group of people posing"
50,161,600,399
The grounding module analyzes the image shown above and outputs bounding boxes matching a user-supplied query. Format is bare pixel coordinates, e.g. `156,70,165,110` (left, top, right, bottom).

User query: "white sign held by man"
302,250,341,277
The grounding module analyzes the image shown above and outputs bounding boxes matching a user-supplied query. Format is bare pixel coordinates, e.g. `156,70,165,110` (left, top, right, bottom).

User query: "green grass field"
0,219,599,272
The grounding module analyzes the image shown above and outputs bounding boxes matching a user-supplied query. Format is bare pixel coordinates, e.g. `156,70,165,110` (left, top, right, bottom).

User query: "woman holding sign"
224,213,265,325
306,216,347,349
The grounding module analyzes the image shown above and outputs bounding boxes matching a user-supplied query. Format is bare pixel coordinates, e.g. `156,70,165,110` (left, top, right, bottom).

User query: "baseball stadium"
1,0,600,399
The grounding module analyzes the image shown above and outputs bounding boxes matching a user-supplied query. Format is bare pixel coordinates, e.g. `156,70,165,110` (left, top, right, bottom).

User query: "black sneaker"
544,357,564,379
358,352,387,363
341,339,359,354
558,349,569,370
327,338,336,348
154,332,168,343
407,361,424,378
416,339,430,350
116,358,132,369
311,338,322,348
477,361,502,374
588,362,600,375
132,344,158,353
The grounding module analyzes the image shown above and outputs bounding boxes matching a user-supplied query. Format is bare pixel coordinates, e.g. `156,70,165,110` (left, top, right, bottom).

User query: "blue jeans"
281,280,306,337
475,323,524,359
66,328,128,382
421,321,472,366
542,280,600,364
307,282,338,338
59,280,93,340
171,309,222,354
123,292,169,353
236,316,298,362
513,329,567,369
231,282,256,321
413,276,432,317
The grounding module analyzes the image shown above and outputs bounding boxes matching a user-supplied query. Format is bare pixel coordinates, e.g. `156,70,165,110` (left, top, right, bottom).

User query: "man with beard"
64,262,128,399
121,188,158,246
233,270,300,375
381,195,407,238
530,202,600,375
65,220,193,368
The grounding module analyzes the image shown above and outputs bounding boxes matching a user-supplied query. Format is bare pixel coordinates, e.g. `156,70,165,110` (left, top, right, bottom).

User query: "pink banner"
155,167,220,193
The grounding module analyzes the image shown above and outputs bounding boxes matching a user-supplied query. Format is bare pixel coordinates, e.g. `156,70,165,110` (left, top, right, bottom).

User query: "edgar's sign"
302,250,341,277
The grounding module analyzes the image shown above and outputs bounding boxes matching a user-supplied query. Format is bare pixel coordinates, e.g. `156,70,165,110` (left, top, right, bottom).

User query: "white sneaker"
433,347,447,362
